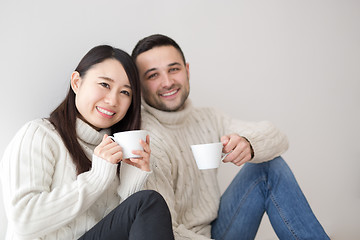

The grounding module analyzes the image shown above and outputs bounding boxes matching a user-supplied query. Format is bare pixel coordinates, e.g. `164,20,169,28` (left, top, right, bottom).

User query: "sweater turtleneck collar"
76,118,111,147
141,98,193,126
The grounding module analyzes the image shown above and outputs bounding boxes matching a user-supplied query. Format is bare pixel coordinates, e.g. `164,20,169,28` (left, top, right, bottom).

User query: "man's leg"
211,157,329,240
79,190,174,240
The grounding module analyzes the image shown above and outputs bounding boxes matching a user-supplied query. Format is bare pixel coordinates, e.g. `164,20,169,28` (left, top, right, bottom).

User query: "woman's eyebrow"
98,76,114,81
99,76,132,89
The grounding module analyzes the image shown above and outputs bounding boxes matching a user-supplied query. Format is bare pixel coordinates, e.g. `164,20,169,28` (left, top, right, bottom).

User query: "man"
131,34,329,240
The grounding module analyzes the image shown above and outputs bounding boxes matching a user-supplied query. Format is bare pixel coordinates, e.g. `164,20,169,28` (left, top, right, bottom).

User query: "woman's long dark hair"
49,45,141,175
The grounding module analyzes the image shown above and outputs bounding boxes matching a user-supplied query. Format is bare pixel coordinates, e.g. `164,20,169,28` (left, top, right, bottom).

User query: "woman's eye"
100,82,110,88
121,90,130,96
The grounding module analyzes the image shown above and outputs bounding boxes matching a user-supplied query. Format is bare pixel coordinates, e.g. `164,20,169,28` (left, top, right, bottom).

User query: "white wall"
1,1,359,239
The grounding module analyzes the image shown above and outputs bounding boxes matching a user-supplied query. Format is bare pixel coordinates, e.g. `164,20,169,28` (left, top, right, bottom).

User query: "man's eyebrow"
143,62,183,77
144,68,157,77
168,62,182,67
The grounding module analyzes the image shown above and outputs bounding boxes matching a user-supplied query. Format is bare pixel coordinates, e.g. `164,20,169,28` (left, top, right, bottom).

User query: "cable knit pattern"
0,118,151,240
141,99,289,240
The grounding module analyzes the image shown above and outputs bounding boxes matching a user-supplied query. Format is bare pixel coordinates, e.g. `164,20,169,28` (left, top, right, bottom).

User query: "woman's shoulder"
11,118,60,145
20,118,56,133
2,119,62,163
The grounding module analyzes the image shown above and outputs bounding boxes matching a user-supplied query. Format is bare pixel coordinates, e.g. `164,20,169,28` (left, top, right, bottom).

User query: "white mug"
190,142,229,170
110,130,148,159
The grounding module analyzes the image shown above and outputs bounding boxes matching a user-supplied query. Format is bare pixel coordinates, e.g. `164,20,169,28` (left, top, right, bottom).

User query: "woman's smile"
96,106,115,118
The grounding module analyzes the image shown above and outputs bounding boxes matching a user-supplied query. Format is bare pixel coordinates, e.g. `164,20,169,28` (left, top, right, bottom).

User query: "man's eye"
100,82,110,88
148,73,158,79
169,68,179,72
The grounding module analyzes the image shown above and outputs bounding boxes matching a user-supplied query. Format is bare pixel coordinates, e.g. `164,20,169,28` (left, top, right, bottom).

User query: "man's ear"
186,63,190,79
70,71,81,94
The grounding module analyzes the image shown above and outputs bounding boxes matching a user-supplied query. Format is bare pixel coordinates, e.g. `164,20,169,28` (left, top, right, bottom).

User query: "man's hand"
220,134,254,166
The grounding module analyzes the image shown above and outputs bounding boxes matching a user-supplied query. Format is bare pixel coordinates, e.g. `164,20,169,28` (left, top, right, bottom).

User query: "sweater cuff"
117,162,152,201
82,154,118,190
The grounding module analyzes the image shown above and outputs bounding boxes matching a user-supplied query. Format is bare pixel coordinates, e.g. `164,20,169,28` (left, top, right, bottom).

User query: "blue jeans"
211,157,329,240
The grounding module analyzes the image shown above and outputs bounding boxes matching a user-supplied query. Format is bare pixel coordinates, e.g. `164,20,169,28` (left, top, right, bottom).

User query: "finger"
223,134,240,153
131,149,144,158
222,152,233,163
101,141,122,154
234,155,252,166
97,134,111,148
94,134,112,156
224,139,250,163
96,139,123,163
131,150,150,164
129,157,141,164
140,138,151,154
123,158,136,166
129,158,150,172
107,151,123,164
230,136,251,156
232,149,252,166
231,151,246,164
222,135,236,153
220,135,230,147
223,142,243,162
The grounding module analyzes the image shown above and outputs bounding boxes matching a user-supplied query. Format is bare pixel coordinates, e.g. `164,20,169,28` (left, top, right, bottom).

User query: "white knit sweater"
1,118,151,240
141,99,289,240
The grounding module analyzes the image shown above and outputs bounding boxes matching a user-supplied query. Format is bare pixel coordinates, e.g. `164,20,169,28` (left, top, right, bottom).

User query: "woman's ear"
70,71,81,94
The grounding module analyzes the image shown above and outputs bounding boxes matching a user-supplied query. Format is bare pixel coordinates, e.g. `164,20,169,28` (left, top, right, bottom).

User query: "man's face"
135,46,190,112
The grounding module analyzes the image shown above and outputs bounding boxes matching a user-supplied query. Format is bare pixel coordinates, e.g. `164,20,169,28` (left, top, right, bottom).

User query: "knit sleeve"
117,162,151,201
0,120,118,239
144,143,213,240
216,109,289,163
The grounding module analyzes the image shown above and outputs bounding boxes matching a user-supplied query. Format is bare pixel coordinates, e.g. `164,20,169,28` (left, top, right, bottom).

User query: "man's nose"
161,74,174,88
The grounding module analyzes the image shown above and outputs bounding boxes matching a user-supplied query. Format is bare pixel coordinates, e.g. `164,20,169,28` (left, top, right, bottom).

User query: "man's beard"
142,86,189,112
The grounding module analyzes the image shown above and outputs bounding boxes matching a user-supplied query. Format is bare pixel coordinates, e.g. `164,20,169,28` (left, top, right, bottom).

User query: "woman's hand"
122,135,151,172
94,134,123,164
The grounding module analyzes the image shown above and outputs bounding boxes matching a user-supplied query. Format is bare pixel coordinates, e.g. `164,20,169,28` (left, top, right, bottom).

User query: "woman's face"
71,58,132,130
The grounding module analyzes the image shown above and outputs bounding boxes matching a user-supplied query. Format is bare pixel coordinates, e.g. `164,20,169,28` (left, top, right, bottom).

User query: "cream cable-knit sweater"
141,99,289,240
1,118,151,240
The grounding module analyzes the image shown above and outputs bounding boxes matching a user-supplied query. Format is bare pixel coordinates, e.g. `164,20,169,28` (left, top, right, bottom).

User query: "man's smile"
159,89,179,97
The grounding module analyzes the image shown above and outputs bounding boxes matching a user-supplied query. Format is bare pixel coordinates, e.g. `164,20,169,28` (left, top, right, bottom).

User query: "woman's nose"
104,91,118,106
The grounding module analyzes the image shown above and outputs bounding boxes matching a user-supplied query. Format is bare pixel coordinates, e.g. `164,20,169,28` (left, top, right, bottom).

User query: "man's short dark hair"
131,34,186,64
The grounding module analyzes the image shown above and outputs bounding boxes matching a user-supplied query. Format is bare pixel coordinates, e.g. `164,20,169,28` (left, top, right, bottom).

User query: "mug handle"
109,136,116,143
221,152,231,161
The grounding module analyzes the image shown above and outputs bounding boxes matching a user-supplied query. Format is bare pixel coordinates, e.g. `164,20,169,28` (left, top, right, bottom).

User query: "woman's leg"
211,157,329,240
79,190,174,240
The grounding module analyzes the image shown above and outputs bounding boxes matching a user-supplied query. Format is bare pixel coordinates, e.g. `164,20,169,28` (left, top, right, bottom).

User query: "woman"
1,45,174,240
